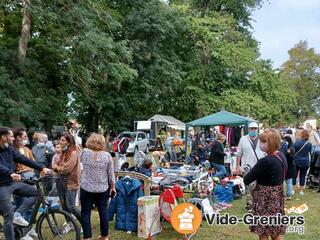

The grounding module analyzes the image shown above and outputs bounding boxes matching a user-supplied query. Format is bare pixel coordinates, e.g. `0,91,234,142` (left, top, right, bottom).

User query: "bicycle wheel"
36,209,80,240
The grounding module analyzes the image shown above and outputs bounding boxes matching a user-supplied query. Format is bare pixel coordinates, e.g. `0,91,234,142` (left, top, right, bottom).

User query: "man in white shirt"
235,122,265,211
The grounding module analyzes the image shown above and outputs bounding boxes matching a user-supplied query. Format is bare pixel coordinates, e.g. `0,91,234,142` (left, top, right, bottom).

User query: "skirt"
250,184,287,236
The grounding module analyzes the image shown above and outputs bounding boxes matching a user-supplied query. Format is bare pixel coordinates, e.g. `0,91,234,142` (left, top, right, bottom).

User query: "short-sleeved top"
80,148,115,193
237,135,265,168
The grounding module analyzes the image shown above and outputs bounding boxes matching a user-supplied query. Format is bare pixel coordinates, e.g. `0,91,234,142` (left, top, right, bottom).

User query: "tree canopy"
0,0,317,132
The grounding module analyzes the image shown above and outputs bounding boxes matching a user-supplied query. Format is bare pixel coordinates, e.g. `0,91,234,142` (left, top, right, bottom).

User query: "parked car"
118,131,150,155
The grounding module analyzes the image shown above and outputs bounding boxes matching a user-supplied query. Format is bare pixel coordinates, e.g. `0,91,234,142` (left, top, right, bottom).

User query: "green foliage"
280,41,320,123
0,0,312,132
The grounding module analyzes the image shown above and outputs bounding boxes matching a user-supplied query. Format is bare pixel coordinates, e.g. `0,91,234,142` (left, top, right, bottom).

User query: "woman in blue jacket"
293,130,312,196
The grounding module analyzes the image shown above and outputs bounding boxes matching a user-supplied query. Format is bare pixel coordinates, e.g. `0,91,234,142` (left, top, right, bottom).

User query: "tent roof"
187,111,255,127
148,114,185,130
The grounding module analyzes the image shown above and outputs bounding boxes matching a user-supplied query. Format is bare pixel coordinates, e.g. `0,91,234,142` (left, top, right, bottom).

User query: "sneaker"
63,224,71,234
63,223,75,234
13,212,29,227
20,234,33,240
27,228,38,238
299,191,304,196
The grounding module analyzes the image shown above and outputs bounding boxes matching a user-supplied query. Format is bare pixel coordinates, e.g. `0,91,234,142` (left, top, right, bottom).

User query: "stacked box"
137,196,161,238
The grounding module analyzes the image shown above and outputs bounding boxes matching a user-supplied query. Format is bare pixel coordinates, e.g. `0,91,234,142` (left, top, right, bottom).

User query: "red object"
160,189,176,204
172,185,184,198
172,139,184,146
112,139,120,152
221,177,230,185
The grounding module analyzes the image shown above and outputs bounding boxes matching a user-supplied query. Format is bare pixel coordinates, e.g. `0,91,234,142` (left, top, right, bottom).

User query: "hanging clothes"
108,177,144,232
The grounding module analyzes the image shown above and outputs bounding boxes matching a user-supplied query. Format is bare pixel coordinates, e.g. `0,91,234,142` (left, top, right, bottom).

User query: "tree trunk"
18,0,32,64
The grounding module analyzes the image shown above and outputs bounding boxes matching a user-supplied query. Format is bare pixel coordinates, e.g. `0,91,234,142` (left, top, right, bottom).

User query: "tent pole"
184,125,189,153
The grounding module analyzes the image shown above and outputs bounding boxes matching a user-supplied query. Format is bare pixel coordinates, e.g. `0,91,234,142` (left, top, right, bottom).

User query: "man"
0,127,50,240
235,122,265,211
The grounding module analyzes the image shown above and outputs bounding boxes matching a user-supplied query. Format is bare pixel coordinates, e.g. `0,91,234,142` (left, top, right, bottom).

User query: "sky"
251,0,320,68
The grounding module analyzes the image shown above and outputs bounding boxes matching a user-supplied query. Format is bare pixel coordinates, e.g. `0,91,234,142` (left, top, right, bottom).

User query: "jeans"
293,166,309,187
14,171,35,221
211,163,227,180
80,188,109,238
58,188,78,211
285,178,293,197
0,182,38,240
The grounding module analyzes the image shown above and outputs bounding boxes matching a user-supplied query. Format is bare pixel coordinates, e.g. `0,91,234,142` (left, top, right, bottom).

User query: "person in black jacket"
209,134,227,179
283,135,296,200
0,127,51,240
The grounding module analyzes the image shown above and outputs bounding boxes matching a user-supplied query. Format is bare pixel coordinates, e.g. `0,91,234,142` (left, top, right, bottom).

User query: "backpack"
118,137,129,154
112,139,120,152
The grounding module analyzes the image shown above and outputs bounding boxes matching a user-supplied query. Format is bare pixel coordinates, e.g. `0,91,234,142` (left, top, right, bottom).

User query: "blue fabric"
292,166,309,187
211,163,227,180
137,167,152,177
213,183,234,203
294,140,312,167
285,178,293,197
108,178,143,232
80,188,109,238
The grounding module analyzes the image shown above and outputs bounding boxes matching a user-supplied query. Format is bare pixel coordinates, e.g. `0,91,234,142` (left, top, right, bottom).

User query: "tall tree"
280,41,320,122
18,0,31,64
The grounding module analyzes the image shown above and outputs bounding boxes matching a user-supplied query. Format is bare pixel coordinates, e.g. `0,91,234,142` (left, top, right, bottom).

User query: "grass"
87,187,320,240
94,156,319,239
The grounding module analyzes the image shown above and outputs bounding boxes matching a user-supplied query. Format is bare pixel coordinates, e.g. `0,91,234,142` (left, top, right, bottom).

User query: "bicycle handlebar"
20,174,61,184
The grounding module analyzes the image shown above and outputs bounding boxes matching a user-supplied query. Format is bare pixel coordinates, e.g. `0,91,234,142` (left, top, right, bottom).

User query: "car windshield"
119,133,136,141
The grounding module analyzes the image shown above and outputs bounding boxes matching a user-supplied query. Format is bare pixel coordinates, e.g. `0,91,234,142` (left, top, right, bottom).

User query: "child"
51,142,62,169
138,158,153,177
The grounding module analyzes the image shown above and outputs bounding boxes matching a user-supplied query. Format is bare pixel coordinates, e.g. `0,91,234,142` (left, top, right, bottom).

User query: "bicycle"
0,175,81,240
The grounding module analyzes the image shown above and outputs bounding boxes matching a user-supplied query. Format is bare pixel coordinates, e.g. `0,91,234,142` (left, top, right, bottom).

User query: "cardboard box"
138,196,161,238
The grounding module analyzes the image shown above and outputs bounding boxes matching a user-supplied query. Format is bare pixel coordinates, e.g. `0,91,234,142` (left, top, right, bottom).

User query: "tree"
280,41,320,122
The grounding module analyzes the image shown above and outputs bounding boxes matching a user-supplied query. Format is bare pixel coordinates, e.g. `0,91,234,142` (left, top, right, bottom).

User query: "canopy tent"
187,110,254,127
148,114,186,131
185,110,256,150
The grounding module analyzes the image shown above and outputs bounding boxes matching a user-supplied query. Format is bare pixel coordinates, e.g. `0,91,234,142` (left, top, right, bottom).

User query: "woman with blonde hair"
244,129,288,240
80,133,116,240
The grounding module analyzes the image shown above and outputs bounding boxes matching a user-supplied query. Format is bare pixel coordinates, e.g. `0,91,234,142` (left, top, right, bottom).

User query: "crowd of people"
187,123,320,240
0,126,116,240
1,122,320,240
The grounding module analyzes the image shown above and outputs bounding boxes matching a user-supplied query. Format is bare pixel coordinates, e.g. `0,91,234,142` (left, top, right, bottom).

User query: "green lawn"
89,188,320,240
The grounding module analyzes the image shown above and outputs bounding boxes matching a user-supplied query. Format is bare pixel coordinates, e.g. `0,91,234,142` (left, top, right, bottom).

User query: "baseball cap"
248,122,259,129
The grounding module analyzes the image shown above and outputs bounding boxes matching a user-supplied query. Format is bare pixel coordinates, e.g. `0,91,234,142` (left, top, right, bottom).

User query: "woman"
283,135,296,200
80,133,115,240
209,133,227,179
244,129,288,240
52,133,80,212
13,128,38,238
292,129,312,196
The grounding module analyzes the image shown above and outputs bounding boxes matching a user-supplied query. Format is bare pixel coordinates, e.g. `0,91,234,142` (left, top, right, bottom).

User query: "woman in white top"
80,133,116,240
